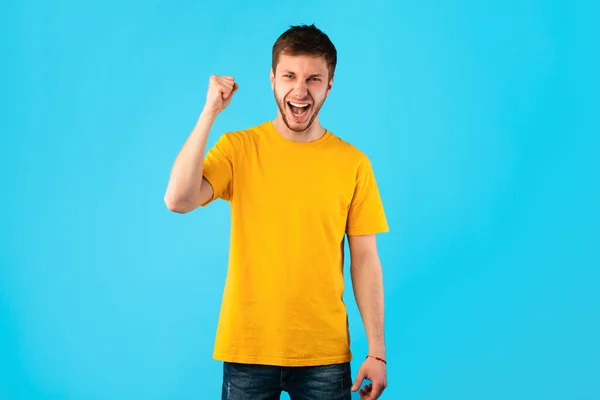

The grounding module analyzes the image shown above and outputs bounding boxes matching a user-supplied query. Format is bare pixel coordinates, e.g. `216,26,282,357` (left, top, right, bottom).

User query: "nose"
293,79,308,99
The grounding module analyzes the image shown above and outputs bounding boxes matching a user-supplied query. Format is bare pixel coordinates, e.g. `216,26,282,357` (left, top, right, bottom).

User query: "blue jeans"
222,361,352,400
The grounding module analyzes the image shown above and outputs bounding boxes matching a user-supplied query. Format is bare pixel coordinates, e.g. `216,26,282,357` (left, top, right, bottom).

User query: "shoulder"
220,121,269,144
213,122,268,151
326,132,373,166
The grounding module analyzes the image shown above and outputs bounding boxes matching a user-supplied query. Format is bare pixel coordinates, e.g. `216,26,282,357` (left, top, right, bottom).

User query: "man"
164,24,389,400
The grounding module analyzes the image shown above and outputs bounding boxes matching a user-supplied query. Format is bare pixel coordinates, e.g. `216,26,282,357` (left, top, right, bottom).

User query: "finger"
216,80,234,94
216,77,235,89
223,82,239,98
218,83,236,99
367,382,384,399
211,75,234,82
351,369,366,391
220,86,235,100
210,76,234,93
215,79,234,89
359,385,371,399
209,79,230,98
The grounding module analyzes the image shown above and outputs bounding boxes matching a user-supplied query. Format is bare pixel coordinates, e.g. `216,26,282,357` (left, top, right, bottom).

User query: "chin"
285,115,314,132
289,124,311,133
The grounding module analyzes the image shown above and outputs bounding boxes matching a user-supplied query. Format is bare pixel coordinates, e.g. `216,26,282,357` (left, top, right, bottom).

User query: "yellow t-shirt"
202,121,389,367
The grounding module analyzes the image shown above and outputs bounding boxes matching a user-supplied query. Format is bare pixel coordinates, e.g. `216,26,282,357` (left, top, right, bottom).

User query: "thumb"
351,368,366,392
222,83,239,100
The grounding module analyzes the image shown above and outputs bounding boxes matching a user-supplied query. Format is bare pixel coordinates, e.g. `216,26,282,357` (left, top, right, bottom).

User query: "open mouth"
287,101,311,118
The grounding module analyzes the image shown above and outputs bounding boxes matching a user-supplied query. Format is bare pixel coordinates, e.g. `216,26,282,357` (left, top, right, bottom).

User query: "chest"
232,144,356,219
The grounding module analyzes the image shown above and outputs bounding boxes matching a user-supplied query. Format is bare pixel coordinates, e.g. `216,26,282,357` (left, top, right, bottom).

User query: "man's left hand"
351,356,388,399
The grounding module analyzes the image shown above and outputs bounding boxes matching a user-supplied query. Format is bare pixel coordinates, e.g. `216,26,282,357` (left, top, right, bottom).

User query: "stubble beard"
274,87,325,133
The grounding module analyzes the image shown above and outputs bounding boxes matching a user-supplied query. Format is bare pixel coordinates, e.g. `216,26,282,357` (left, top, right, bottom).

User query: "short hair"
272,24,337,80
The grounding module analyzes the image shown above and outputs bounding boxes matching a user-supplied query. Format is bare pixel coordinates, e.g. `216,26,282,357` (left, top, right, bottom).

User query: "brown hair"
272,24,337,80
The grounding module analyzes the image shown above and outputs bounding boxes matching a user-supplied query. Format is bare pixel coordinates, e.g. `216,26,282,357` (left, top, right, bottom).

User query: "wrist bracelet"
366,355,387,365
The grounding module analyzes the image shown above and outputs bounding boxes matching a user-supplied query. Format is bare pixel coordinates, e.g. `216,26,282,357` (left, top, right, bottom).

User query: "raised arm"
164,75,238,213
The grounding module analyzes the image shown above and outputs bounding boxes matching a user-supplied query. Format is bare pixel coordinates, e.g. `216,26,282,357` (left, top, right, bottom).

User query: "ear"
270,68,275,90
326,75,334,94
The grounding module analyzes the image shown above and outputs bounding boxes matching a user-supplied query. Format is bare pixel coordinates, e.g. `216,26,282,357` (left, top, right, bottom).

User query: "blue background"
1,0,599,399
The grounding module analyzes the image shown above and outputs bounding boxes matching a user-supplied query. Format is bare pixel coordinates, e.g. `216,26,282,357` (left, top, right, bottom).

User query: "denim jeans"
222,361,352,400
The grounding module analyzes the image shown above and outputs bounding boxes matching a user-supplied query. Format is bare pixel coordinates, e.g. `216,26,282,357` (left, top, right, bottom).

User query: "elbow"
164,194,192,214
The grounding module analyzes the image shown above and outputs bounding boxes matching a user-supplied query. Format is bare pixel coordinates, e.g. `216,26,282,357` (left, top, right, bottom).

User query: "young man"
164,24,389,400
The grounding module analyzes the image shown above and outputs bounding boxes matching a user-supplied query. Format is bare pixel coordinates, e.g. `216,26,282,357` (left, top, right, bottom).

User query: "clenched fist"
204,75,238,114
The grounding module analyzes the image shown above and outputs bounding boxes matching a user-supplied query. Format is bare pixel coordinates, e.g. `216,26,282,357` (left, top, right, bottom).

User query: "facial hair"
274,84,326,133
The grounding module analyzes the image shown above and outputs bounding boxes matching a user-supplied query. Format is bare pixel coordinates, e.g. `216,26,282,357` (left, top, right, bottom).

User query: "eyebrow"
281,70,324,78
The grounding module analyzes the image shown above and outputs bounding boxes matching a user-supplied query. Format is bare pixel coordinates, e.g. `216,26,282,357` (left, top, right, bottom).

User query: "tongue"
291,105,305,115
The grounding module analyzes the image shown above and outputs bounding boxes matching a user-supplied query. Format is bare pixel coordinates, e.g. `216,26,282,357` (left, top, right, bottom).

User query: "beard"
274,86,326,133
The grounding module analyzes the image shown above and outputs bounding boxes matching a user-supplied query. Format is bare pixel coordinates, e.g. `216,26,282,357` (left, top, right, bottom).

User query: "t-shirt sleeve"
201,132,235,206
346,155,389,236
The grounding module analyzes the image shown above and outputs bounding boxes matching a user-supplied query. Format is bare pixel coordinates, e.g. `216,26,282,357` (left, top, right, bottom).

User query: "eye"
283,74,294,79
309,77,321,81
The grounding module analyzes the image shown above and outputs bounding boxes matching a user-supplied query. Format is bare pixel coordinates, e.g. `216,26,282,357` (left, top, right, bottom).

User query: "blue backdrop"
1,0,598,399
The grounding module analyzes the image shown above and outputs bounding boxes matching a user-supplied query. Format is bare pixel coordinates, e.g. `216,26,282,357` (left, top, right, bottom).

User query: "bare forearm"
351,261,386,357
164,110,217,207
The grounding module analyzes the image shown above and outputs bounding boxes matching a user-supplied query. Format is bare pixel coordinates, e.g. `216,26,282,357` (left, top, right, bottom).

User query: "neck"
271,114,326,143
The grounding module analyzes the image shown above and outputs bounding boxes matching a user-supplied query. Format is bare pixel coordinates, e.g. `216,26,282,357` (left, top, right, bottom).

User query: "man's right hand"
203,75,238,115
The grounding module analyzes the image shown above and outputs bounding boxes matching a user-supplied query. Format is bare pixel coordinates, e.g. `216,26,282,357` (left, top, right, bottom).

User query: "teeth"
289,101,309,108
